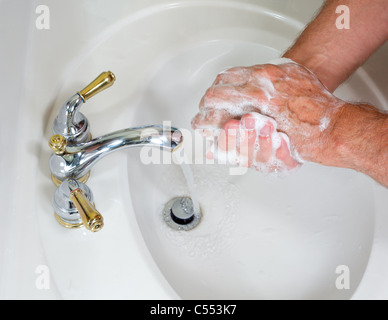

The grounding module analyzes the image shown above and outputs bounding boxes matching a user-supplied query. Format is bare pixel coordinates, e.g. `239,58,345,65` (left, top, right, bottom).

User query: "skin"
192,0,388,187
284,0,388,93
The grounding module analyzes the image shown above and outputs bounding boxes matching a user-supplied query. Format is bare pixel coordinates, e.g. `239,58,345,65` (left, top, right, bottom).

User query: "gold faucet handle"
70,188,104,232
49,134,67,155
78,71,116,102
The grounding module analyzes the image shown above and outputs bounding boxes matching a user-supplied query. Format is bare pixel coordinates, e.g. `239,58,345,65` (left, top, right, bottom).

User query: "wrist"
282,51,344,93
326,103,388,186
372,117,388,186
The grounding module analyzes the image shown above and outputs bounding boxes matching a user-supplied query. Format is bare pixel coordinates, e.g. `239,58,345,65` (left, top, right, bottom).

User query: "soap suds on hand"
192,58,345,174
206,112,303,175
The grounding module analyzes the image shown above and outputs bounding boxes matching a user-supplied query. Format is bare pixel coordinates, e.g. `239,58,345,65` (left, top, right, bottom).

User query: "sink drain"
163,197,202,231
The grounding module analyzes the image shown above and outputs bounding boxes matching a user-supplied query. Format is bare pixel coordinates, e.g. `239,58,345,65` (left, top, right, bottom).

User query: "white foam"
253,76,275,100
319,117,331,132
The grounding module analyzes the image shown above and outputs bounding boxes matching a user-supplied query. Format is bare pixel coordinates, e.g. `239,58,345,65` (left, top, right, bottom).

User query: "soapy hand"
191,59,346,173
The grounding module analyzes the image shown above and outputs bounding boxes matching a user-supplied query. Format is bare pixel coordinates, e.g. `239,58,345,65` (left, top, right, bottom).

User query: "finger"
198,85,258,125
206,150,214,160
191,108,234,129
240,114,260,167
212,67,250,86
244,113,277,165
218,120,240,152
275,133,300,170
255,128,274,164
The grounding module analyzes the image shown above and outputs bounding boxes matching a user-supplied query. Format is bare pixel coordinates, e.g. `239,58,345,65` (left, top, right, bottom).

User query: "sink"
1,0,388,299
126,31,380,299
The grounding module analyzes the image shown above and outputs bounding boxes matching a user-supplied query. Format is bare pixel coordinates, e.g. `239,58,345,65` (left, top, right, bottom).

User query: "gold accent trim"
49,135,67,155
55,213,83,229
78,71,116,102
51,171,91,187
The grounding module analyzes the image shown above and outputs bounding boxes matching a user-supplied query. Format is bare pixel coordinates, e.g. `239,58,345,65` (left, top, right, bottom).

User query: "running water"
172,151,201,214
179,162,201,214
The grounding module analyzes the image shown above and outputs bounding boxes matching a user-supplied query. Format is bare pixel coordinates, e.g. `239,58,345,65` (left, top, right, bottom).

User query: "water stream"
178,162,201,215
172,151,201,215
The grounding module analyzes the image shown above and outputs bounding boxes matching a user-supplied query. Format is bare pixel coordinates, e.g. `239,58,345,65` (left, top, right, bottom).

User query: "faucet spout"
49,125,183,182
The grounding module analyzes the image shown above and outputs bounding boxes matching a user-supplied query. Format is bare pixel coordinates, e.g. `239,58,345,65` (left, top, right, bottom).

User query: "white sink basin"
1,0,388,299
126,27,385,299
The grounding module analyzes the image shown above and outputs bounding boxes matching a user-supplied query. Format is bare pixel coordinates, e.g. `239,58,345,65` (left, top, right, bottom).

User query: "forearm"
327,103,388,187
283,0,388,92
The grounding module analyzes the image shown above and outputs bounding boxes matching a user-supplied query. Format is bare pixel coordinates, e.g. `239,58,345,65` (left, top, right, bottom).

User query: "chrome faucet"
49,71,183,231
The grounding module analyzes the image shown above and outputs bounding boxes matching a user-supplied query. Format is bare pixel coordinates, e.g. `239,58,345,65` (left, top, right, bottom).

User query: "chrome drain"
163,197,202,231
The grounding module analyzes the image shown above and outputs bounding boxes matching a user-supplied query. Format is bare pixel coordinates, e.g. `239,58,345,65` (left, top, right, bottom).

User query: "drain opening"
163,197,202,231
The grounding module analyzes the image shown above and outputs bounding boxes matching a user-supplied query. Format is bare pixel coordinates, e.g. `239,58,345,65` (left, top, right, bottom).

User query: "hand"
204,112,301,173
192,61,346,172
